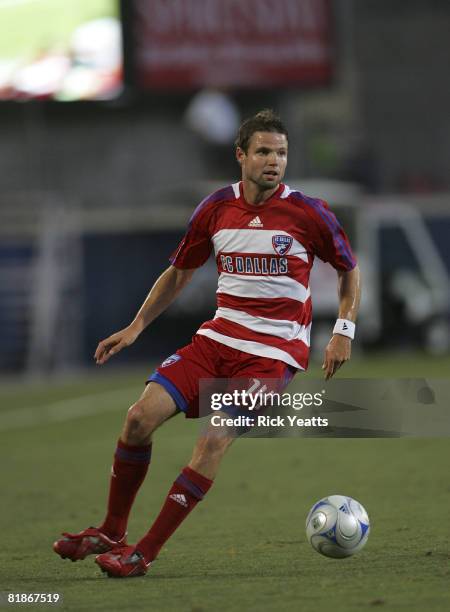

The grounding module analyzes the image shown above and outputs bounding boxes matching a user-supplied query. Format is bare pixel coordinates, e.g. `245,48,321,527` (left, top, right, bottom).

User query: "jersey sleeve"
169,203,213,269
307,199,357,271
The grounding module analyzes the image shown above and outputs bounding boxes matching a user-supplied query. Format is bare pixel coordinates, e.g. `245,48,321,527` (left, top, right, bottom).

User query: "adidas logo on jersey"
169,493,188,507
248,216,263,228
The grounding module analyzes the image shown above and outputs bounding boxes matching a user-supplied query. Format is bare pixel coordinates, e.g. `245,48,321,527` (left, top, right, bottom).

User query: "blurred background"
2,6,449,606
1,0,449,379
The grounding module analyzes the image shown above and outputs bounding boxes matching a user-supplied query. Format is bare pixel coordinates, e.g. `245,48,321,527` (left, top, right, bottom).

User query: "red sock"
99,439,152,540
136,466,213,563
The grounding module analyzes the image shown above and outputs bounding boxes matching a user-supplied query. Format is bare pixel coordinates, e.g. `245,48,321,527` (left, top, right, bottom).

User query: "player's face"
237,131,288,190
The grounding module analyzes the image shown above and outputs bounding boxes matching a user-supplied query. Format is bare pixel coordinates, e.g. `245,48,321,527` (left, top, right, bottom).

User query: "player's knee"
124,400,158,440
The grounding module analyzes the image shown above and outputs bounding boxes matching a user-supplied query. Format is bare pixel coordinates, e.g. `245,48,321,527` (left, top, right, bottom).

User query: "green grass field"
0,0,117,58
1,353,449,611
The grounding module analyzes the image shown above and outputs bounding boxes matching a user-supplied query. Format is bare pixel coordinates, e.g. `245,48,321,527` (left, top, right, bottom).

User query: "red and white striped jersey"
170,182,356,370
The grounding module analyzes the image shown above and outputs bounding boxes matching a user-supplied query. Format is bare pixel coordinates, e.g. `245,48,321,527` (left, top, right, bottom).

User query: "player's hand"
322,334,352,380
94,324,141,365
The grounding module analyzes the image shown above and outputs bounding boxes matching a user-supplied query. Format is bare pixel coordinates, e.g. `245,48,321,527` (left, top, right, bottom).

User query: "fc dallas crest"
272,235,293,256
161,354,181,367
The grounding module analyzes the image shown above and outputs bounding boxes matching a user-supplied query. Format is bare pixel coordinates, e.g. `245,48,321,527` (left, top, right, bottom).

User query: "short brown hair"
235,109,288,153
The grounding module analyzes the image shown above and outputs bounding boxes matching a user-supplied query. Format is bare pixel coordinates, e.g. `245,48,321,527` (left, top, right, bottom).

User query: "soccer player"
53,110,361,578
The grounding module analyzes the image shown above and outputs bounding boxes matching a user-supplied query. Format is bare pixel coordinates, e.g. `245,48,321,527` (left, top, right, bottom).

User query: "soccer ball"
306,495,370,558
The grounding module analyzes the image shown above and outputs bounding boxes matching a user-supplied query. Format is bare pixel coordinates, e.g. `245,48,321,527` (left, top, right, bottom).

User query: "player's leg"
187,418,235,479
98,381,178,540
96,417,234,577
132,417,234,562
53,382,177,561
94,336,233,577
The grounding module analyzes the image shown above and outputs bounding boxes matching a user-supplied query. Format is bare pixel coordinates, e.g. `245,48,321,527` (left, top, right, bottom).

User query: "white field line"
0,387,138,433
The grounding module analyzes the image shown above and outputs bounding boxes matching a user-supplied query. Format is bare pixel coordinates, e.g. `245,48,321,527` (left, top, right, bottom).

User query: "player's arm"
322,265,361,380
94,266,195,365
95,192,213,365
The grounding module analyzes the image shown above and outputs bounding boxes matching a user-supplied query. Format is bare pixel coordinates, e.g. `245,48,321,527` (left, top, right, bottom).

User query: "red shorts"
147,334,297,418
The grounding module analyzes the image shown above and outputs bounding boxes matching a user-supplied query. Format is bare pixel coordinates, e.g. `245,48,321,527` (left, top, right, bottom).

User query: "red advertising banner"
132,0,334,89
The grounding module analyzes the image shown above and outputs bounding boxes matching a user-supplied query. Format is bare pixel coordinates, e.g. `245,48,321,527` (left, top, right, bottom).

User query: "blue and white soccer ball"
306,495,370,558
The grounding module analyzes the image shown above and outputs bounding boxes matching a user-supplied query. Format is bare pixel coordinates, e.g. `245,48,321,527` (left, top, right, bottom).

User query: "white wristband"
333,319,355,340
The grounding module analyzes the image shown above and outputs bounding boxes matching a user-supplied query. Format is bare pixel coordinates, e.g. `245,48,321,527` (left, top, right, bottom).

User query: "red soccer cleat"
95,546,151,578
53,527,127,562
